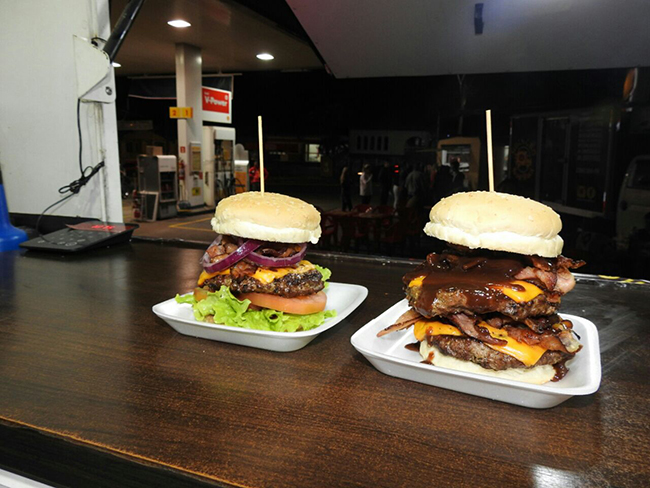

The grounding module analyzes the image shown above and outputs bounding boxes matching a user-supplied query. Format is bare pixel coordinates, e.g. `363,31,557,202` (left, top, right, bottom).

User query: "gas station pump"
202,126,236,207
177,143,203,208
187,142,203,207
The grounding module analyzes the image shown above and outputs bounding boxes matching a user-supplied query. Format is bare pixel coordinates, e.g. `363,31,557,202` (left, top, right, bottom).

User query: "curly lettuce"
175,265,335,332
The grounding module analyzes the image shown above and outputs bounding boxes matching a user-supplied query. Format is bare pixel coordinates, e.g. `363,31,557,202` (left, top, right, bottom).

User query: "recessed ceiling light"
112,62,121,68
256,53,274,61
168,19,191,28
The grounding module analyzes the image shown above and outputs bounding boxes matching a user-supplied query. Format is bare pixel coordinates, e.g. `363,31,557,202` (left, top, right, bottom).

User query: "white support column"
175,43,204,206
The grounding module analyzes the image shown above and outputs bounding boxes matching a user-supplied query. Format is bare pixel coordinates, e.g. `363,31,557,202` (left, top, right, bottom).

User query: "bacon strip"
377,309,421,337
514,266,557,291
448,313,507,346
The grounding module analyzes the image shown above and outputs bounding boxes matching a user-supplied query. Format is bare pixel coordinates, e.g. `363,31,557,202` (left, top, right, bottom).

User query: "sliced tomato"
238,291,327,315
193,287,209,302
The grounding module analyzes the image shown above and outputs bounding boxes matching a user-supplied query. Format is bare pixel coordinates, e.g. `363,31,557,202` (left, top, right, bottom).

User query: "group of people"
340,157,467,211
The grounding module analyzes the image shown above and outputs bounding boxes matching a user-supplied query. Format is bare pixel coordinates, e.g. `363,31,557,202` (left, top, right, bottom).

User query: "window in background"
307,144,321,163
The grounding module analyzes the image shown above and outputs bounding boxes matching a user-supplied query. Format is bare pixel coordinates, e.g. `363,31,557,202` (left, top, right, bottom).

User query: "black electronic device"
20,221,139,253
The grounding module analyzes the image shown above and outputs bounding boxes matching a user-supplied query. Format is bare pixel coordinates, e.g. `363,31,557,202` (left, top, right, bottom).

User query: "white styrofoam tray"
154,283,368,352
351,300,601,409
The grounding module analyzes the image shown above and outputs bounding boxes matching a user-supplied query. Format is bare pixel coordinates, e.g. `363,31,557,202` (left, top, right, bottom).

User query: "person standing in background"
340,159,354,211
392,160,402,208
450,158,466,194
249,159,268,192
396,162,412,208
405,162,426,208
360,163,373,205
378,161,393,206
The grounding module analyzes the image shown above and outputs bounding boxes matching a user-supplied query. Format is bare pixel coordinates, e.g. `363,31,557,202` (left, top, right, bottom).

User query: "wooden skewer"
257,115,265,194
486,109,494,192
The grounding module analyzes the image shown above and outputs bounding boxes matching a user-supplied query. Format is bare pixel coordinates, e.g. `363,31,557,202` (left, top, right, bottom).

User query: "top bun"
423,191,563,257
211,192,322,244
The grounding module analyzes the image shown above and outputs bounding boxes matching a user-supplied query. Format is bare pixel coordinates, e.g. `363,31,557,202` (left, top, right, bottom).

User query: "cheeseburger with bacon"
177,192,334,331
379,191,584,384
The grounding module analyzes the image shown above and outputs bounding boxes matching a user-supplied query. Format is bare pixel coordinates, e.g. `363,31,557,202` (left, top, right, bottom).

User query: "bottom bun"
420,342,556,385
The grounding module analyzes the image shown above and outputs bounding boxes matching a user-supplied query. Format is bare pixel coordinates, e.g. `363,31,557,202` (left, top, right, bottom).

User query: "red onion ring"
201,237,261,273
247,242,307,267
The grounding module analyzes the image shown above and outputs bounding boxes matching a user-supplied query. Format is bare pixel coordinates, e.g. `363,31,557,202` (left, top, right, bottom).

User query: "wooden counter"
1,242,649,487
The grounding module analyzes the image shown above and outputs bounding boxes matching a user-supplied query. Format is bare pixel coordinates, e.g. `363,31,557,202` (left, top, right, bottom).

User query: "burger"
176,192,335,332
378,191,585,384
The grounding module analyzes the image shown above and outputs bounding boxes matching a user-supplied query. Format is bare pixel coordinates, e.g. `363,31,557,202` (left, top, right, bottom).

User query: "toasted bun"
423,191,563,257
211,192,321,244
420,342,556,385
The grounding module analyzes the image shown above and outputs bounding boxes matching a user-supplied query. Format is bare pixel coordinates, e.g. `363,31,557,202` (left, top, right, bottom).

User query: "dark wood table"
1,241,650,487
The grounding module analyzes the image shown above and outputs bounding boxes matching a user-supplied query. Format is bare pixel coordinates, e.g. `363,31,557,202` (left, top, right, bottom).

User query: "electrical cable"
36,99,105,240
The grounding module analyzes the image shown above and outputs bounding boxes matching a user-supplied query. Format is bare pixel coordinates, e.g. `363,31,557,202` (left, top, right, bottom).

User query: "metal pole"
103,0,146,62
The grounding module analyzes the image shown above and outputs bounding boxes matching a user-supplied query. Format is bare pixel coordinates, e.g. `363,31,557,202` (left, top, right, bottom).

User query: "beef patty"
203,267,324,297
405,283,560,321
426,335,572,371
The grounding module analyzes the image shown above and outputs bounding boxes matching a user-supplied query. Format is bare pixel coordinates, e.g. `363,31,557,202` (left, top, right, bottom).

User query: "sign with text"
202,86,232,124
169,107,193,119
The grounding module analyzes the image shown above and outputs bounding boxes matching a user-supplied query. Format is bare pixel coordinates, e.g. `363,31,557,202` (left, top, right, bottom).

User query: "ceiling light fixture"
112,62,121,68
256,53,274,61
168,19,191,28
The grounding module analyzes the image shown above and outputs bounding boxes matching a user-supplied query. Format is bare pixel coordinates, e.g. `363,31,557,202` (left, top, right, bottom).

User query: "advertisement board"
202,86,232,124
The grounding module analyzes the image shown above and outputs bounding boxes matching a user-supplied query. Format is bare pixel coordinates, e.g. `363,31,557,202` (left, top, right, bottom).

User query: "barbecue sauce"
403,252,526,314
552,360,569,382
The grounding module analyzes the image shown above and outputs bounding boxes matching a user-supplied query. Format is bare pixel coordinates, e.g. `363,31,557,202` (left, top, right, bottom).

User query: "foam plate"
350,300,601,409
154,283,368,352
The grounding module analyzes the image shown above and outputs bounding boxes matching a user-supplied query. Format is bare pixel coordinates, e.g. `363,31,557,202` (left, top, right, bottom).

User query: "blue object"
0,175,28,251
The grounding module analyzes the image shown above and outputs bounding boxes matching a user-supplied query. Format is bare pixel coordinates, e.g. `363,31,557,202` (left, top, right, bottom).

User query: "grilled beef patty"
203,267,324,297
426,335,572,371
405,284,560,321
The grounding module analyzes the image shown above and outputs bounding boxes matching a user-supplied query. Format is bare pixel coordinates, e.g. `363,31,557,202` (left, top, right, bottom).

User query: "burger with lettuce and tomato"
176,191,335,332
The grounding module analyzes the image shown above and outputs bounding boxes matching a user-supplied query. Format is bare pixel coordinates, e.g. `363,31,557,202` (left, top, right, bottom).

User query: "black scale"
20,221,139,253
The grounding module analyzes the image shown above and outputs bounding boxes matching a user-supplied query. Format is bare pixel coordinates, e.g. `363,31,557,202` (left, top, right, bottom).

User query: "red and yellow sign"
169,107,193,119
202,86,232,124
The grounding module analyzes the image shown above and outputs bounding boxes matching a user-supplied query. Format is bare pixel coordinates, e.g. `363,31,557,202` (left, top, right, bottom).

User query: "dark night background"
112,0,650,278
116,68,629,147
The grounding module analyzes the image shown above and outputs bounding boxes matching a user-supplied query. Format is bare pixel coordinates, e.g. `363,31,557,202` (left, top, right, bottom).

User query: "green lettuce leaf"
314,264,332,289
175,285,336,332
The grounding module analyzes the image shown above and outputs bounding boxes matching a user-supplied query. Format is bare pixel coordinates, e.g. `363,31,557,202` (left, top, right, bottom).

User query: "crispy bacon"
530,256,553,271
485,313,562,333
523,315,561,333
255,242,302,258
514,266,557,291
555,267,576,294
557,256,586,269
514,255,584,294
377,309,422,337
230,260,258,278
448,313,506,346
502,324,582,354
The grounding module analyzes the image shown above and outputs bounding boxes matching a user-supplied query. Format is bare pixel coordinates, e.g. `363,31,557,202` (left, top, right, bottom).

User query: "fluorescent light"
112,62,121,68
256,53,274,61
168,19,191,28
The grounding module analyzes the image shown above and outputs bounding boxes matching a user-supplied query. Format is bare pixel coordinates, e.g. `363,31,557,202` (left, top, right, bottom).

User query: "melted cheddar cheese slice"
198,268,230,286
198,260,314,286
491,280,542,303
414,319,548,367
408,276,424,288
413,320,464,342
482,323,547,366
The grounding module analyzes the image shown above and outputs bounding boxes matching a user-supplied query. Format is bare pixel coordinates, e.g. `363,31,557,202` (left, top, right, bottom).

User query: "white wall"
0,0,122,222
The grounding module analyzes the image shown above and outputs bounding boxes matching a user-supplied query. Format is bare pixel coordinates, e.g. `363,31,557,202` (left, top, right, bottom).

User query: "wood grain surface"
1,242,649,487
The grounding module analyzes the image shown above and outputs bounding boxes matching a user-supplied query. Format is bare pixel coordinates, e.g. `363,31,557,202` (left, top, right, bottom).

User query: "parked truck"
508,103,650,254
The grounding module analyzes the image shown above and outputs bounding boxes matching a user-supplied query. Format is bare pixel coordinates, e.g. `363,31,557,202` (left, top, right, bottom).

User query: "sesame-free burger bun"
423,191,563,257
211,192,322,244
